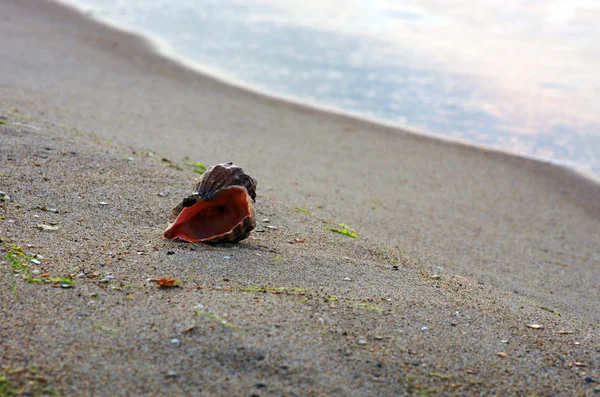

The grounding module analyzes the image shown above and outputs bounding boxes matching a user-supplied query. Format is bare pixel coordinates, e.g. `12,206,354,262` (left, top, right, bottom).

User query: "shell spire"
164,162,257,243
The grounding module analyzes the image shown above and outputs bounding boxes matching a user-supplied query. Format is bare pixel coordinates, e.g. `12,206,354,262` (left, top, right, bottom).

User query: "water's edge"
56,0,600,187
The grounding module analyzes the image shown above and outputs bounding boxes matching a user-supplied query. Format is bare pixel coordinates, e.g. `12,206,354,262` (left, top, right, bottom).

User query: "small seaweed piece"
49,278,73,285
540,306,561,316
428,372,451,379
240,286,306,295
185,161,208,175
416,389,438,396
325,223,358,238
195,310,240,330
346,301,384,312
1,239,75,299
295,207,312,215
161,158,184,171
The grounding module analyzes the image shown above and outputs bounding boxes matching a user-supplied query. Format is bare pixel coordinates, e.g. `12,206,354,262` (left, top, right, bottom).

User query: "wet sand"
1,0,599,395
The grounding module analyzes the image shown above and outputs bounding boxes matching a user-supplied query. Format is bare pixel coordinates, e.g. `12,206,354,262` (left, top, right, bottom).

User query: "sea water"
67,0,600,175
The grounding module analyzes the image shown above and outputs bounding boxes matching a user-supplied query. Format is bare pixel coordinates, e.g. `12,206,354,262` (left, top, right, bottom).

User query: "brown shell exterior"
165,162,257,243
195,162,256,202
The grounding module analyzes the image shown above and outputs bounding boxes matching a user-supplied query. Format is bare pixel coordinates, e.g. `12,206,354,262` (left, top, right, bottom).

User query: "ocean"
66,0,600,176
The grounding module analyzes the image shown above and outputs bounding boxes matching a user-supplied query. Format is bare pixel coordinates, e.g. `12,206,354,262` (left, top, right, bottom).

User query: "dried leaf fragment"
155,278,179,288
526,324,544,329
573,362,587,368
556,330,574,335
497,352,508,358
183,325,197,334
294,238,306,243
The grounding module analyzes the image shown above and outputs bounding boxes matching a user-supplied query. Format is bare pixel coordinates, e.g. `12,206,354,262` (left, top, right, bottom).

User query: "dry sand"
1,0,599,395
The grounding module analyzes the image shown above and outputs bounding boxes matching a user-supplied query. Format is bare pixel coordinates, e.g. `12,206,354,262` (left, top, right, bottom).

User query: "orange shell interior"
163,186,252,242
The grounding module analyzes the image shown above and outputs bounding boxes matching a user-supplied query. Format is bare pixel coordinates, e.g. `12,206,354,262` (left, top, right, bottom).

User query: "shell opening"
164,186,253,242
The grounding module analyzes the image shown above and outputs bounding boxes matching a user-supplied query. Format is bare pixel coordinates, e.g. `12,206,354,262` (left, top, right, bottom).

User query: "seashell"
164,162,257,243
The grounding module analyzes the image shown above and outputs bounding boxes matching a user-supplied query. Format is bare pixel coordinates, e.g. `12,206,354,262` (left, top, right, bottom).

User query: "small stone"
585,377,595,384
358,339,367,345
266,225,278,229
7,219,14,223
98,201,109,206
148,152,154,157
171,338,181,346
500,340,509,344
262,218,270,223
343,277,352,281
0,191,6,196
31,258,41,265
157,189,170,197
255,228,265,232
127,157,134,162
165,370,177,378
33,214,40,218
194,304,205,310
420,327,429,332
32,269,40,276
166,251,175,255
255,383,267,389
223,256,231,259
60,283,72,288
429,274,441,280
497,352,508,358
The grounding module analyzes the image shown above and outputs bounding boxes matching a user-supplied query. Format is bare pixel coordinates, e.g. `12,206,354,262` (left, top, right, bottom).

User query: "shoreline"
58,0,600,185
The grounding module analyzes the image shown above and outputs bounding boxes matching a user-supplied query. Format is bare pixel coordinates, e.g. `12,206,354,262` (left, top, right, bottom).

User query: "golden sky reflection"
258,0,600,137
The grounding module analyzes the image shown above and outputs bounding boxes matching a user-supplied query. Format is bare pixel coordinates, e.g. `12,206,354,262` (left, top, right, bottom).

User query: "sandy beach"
1,0,599,395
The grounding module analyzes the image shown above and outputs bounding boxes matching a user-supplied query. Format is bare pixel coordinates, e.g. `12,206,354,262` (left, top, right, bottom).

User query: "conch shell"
164,162,257,243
